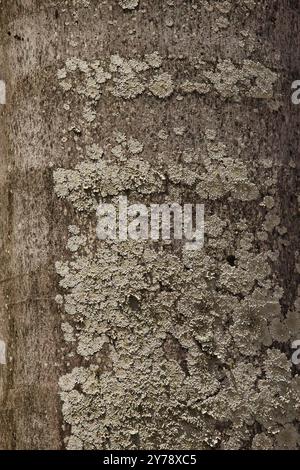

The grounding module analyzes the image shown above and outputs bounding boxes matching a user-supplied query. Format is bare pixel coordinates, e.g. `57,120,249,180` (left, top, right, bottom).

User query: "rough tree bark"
0,0,299,450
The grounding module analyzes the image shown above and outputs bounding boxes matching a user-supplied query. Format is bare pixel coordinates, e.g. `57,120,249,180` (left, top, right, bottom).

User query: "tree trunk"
0,0,299,450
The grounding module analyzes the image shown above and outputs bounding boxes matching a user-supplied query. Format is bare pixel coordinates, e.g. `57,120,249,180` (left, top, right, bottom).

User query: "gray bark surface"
0,0,299,450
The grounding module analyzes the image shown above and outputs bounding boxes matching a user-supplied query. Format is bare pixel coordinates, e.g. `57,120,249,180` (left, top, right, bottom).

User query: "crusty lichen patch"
149,73,174,98
54,40,298,449
56,54,278,116
119,0,139,10
54,128,299,449
203,60,278,99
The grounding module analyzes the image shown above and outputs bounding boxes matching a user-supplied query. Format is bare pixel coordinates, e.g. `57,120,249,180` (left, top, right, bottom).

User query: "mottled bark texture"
0,0,299,450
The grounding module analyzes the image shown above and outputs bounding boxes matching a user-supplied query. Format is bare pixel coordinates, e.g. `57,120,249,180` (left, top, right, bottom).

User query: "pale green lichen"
215,1,232,14
56,54,278,119
204,60,278,99
148,73,174,99
180,80,211,95
215,16,230,30
145,51,163,69
118,0,139,10
54,130,299,449
61,322,76,343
